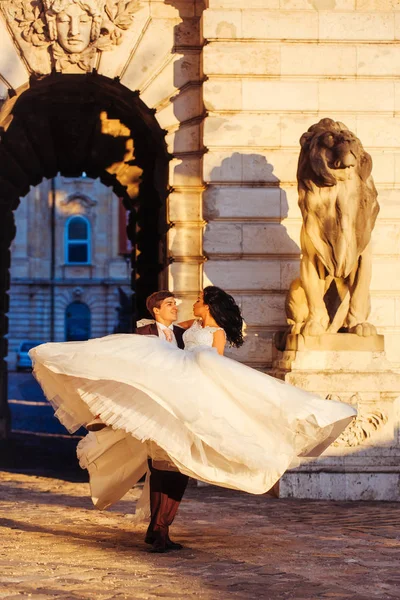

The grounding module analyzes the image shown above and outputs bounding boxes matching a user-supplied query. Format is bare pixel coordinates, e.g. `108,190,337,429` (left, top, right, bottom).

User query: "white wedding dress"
30,321,356,510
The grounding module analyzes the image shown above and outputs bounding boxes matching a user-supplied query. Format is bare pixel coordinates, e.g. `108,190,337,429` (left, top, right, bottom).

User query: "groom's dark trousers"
136,323,189,546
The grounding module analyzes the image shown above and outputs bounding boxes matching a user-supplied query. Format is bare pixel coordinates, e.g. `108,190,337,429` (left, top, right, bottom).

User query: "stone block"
283,333,385,353
394,153,400,184
168,190,202,222
171,54,201,89
280,260,300,290
282,0,355,6
281,186,303,219
241,294,286,326
203,222,242,254
208,0,279,7
204,150,297,184
168,226,202,257
203,151,243,183
371,260,400,291
369,296,396,328
243,80,319,112
203,9,242,38
204,79,242,111
121,18,178,92
242,222,300,254
281,44,357,77
280,472,400,501
204,259,281,290
108,262,128,279
242,11,319,40
166,123,201,154
169,262,201,292
205,112,281,149
370,150,395,184
383,332,400,367
319,81,394,113
203,186,282,219
242,151,297,184
319,11,395,41
225,330,273,364
377,189,400,219
204,42,280,76
174,17,201,47
357,44,400,77
393,81,400,112
169,156,202,187
371,223,400,256
358,0,400,8
140,61,180,110
356,115,400,147
282,369,400,393
155,103,179,130
98,6,151,79
150,1,194,18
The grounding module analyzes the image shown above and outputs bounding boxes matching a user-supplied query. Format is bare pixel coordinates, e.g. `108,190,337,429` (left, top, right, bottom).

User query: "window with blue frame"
65,216,91,264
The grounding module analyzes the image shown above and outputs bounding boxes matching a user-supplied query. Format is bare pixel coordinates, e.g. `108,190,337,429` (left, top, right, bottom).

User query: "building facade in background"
8,175,131,369
1,1,400,443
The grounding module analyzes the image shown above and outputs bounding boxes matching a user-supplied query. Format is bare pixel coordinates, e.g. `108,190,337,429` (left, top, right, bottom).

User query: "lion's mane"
297,118,379,279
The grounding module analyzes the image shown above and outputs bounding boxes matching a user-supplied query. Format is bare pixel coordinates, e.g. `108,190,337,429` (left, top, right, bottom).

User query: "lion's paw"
301,320,327,336
348,322,377,337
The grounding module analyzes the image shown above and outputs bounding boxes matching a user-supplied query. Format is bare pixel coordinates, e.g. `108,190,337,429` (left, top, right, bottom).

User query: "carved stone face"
56,3,92,53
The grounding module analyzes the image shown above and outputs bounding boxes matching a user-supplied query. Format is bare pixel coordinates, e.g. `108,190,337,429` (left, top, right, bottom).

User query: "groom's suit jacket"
136,322,185,350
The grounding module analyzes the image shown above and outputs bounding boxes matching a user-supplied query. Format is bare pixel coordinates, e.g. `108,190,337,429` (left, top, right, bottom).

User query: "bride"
30,285,356,510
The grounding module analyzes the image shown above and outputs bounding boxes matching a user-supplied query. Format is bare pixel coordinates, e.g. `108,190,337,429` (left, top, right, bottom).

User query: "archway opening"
65,302,91,341
0,73,170,437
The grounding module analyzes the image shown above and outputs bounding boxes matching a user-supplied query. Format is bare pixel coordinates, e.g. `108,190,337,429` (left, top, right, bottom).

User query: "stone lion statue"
286,118,379,337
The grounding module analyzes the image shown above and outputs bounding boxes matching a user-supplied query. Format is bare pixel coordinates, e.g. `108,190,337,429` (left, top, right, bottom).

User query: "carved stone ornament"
0,0,142,74
61,192,97,207
326,394,388,448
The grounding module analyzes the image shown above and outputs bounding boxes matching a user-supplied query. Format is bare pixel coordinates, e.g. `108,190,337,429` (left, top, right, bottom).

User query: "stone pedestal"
272,334,400,501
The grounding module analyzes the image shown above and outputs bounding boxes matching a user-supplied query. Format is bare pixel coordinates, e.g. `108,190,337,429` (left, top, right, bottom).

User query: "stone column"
0,211,15,438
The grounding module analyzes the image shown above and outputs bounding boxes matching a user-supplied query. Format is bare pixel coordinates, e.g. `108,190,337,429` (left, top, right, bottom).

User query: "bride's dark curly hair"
203,286,244,348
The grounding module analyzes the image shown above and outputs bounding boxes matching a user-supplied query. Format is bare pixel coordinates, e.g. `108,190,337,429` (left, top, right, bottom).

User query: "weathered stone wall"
202,1,400,368
1,1,400,369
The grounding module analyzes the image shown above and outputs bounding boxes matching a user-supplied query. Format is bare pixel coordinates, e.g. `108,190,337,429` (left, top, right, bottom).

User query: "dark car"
16,341,44,371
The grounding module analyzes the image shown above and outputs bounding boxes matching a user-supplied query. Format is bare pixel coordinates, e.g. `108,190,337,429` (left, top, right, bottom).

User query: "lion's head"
297,118,373,189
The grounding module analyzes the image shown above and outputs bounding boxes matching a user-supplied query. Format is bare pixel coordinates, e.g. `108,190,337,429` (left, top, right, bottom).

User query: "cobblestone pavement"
1,471,400,600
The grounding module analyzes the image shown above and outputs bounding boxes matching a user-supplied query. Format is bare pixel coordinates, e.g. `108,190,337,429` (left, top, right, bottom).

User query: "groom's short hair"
146,290,176,317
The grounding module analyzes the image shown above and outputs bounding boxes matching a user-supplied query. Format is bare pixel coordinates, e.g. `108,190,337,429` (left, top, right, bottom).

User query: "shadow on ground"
0,431,87,482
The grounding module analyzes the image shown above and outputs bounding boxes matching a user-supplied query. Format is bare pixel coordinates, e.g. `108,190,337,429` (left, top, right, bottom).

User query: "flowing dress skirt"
30,334,356,509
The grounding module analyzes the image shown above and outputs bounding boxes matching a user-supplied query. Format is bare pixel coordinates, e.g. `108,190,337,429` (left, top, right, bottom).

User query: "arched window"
65,216,91,264
65,302,91,341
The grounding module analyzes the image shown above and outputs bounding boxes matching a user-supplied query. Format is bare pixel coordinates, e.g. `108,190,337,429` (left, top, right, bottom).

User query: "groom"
136,290,189,553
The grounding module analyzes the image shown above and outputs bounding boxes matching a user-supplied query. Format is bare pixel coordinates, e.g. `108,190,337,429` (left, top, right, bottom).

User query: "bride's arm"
177,318,196,330
213,329,226,355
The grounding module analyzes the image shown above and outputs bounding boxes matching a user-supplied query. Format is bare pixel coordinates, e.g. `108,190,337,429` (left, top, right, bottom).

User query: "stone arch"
0,1,207,437
0,73,171,436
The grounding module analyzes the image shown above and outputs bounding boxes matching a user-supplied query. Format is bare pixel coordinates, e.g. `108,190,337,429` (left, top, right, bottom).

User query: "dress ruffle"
30,333,356,504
